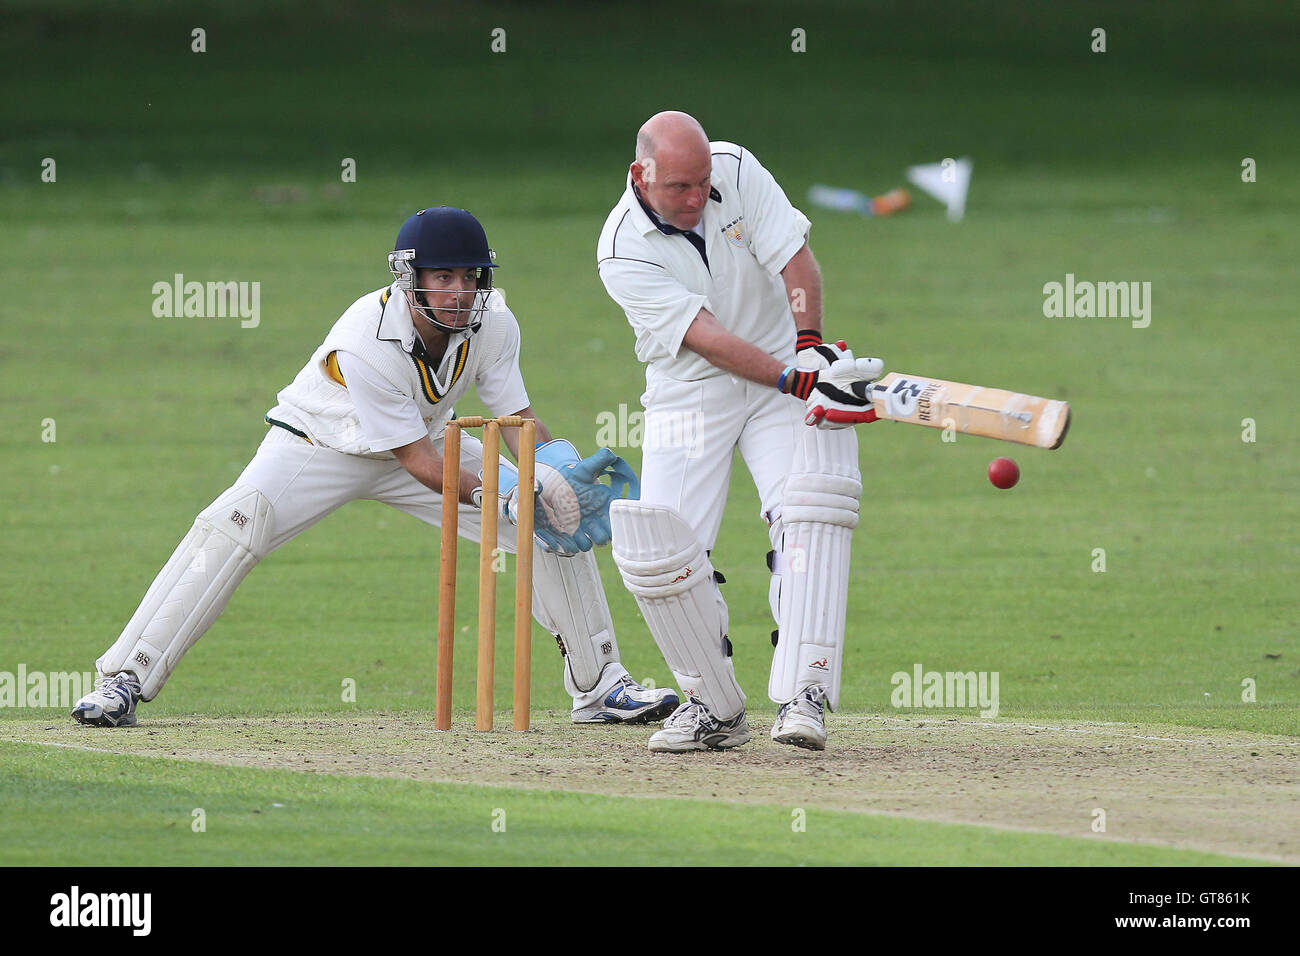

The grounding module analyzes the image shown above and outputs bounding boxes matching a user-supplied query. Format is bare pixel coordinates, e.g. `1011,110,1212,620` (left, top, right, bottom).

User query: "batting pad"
98,485,275,700
610,500,745,719
532,548,620,693
770,428,861,710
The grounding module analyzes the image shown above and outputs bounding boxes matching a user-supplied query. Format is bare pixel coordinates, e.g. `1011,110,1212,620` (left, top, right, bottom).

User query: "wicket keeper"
73,207,678,728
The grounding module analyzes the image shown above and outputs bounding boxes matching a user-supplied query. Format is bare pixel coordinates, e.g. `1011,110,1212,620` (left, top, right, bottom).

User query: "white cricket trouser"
95,426,521,695
637,374,804,545
625,374,821,712
240,426,518,554
97,425,633,703
245,428,626,696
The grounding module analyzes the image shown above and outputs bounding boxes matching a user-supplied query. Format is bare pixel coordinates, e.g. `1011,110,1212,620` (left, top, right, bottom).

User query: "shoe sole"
773,730,825,751
573,696,680,725
72,709,137,728
648,729,751,753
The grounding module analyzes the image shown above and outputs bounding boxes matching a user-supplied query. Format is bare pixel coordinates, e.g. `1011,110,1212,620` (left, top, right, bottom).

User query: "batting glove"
803,354,886,429
795,328,853,370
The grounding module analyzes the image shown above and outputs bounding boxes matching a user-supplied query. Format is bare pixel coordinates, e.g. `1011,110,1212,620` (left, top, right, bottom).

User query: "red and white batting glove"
795,328,853,370
785,352,885,429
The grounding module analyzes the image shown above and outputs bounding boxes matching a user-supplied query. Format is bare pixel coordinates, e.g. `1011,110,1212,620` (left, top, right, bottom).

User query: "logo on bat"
881,378,926,418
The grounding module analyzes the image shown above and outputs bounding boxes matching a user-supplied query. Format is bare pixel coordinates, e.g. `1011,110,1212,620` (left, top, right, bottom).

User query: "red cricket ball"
988,457,1020,489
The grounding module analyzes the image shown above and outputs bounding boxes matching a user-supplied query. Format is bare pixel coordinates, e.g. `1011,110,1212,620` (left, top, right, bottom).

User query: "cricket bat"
863,372,1070,449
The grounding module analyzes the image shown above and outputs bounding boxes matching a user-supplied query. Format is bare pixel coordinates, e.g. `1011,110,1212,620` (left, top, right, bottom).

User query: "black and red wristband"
795,328,823,352
785,368,818,400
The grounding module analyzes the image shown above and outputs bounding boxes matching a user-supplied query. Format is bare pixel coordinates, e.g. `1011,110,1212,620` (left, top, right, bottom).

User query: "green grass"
1,0,1297,864
0,742,1260,866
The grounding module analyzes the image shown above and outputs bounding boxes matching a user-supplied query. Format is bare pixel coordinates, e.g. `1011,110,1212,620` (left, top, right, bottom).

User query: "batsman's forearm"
781,242,823,332
681,308,787,388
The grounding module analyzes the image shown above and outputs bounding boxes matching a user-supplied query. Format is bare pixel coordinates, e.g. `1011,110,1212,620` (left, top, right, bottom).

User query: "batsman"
597,112,882,752
73,206,677,728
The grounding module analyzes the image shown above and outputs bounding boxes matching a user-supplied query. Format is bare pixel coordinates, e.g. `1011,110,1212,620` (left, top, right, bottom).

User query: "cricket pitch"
7,712,1296,864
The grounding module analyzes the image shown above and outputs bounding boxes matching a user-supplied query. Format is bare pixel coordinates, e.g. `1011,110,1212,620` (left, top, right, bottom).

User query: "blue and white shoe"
71,673,142,727
648,699,751,752
571,675,679,724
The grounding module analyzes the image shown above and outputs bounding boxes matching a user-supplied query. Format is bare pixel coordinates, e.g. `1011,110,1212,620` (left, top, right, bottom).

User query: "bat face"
868,373,1070,449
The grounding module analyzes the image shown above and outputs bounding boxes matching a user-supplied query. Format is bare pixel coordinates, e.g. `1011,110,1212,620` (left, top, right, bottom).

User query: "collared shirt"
267,285,529,456
633,184,711,267
343,291,530,452
334,350,436,451
596,141,810,383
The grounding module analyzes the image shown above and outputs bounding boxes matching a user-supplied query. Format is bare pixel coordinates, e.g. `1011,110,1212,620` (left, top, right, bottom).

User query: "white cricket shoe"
647,699,751,752
771,684,827,751
71,673,142,728
571,675,680,724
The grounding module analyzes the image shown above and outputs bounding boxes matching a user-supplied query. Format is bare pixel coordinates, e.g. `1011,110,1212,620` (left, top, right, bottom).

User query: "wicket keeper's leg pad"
98,486,275,701
531,548,622,694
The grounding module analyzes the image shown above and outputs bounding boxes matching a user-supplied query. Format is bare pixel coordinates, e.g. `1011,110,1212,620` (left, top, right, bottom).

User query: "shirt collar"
375,282,417,351
628,180,723,237
376,283,462,359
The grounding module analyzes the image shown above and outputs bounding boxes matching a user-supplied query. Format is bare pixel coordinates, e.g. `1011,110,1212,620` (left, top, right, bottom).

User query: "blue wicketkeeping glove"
551,445,640,548
497,440,639,554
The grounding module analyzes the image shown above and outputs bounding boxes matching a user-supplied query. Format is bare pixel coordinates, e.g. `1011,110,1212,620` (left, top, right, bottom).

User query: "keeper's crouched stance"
73,207,677,728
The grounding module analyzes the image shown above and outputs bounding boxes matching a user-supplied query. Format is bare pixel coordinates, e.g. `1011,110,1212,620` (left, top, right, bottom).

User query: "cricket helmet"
388,206,498,335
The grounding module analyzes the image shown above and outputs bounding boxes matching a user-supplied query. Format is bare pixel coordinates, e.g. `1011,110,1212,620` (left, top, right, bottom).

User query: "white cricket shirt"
268,286,530,456
596,141,811,383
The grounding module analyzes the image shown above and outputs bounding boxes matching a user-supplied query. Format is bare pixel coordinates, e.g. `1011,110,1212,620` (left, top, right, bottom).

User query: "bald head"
631,111,713,230
635,110,709,166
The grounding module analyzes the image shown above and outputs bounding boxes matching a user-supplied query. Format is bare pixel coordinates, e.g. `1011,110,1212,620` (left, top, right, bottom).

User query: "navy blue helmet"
388,207,498,335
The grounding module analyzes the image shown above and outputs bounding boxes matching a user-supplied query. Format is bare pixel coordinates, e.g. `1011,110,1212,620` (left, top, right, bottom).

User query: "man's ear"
631,157,656,190
642,157,657,185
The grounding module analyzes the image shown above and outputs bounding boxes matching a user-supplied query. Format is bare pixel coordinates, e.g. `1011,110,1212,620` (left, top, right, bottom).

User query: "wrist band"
795,328,823,351
787,368,817,400
777,366,794,393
